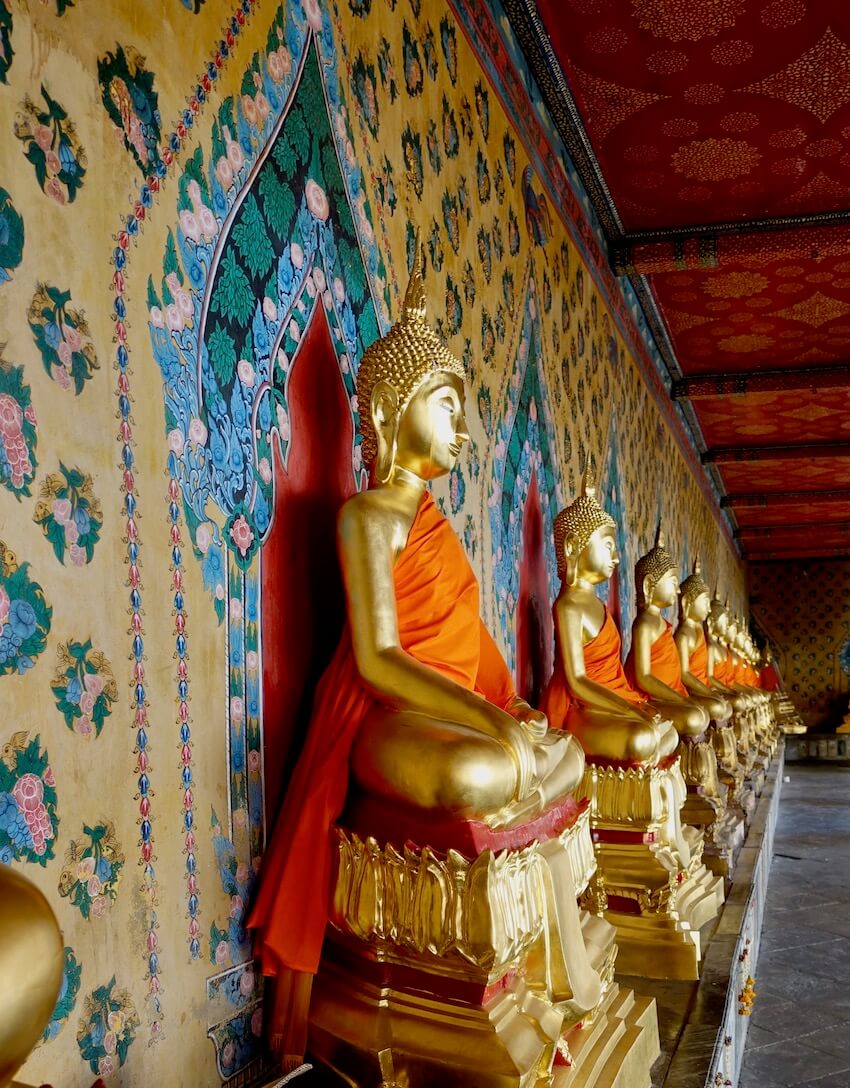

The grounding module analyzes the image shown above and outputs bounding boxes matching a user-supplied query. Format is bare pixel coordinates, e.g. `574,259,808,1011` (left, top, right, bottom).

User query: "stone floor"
739,765,850,1088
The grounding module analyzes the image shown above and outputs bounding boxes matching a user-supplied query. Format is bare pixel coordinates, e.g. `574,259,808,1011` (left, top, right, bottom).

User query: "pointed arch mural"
145,11,389,1079
487,274,564,680
599,411,633,656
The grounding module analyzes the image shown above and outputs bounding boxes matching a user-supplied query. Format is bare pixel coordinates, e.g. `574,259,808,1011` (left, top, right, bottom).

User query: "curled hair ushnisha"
680,555,710,611
356,232,465,465
553,465,616,580
634,522,676,609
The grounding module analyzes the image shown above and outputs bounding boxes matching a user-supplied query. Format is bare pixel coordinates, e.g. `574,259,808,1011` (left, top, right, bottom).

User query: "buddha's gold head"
680,555,711,621
554,465,617,583
635,522,678,609
357,235,467,481
708,595,728,639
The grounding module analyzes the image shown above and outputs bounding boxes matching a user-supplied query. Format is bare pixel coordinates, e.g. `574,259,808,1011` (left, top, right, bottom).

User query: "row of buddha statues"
245,252,785,1088
0,250,787,1088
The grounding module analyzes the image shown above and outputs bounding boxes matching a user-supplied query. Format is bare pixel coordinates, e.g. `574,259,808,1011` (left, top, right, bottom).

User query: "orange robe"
248,491,516,980
714,651,733,685
689,628,711,686
625,620,689,697
543,606,646,728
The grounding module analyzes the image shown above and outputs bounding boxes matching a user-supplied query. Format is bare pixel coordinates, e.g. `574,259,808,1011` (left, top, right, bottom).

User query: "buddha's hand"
506,696,549,741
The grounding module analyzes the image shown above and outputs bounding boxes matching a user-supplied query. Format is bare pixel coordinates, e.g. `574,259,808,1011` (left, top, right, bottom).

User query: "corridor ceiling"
506,0,850,561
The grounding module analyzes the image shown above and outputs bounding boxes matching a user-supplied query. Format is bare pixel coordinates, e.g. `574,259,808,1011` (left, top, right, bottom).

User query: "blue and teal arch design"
488,276,563,671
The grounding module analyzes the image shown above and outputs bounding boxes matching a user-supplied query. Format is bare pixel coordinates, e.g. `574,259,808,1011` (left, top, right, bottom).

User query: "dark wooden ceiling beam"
673,366,850,400
735,522,850,539
722,489,850,508
704,443,850,464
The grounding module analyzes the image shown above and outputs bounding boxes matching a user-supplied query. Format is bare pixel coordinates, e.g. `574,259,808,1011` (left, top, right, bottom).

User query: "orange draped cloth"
689,628,711,686
625,620,689,697
543,606,646,728
714,651,733,685
248,491,516,980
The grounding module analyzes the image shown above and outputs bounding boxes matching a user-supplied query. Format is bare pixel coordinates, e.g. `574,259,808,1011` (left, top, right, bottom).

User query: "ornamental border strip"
110,0,259,1040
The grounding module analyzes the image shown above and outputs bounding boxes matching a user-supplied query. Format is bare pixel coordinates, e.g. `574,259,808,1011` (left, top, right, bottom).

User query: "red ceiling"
531,0,850,560
539,1,850,229
653,253,850,372
696,389,850,445
720,458,850,493
733,502,850,526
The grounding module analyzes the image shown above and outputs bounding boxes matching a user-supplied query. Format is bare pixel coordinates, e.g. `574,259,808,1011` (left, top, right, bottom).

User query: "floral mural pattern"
0,540,51,676
98,45,162,176
148,23,386,621
0,2,12,84
0,188,23,284
76,977,139,1078
0,361,37,498
28,285,99,394
51,639,117,737
0,731,58,865
42,947,82,1043
58,820,125,918
14,85,86,204
34,464,103,565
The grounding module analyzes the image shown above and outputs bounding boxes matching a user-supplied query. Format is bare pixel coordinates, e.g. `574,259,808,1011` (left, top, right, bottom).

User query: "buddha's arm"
476,620,548,739
555,604,652,721
676,629,714,697
631,620,686,703
338,500,530,754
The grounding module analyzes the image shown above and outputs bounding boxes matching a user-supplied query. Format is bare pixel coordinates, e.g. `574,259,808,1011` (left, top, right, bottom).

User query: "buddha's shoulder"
338,489,410,535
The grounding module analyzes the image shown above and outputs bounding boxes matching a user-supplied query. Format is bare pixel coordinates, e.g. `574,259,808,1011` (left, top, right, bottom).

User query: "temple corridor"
740,766,850,1088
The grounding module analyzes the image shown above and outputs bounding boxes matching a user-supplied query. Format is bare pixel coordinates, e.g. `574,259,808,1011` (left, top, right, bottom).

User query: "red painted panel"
734,502,850,527
516,473,554,708
261,307,357,821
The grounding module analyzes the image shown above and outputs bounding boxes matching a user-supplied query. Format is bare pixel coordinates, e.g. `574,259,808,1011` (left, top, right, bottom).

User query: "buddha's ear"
642,574,654,607
372,380,400,484
564,533,580,585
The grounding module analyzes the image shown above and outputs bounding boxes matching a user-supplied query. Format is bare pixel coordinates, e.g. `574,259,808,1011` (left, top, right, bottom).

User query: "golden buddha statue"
0,866,64,1088
250,244,659,1085
707,603,760,790
674,558,731,723
543,473,678,767
625,528,709,739
544,475,724,979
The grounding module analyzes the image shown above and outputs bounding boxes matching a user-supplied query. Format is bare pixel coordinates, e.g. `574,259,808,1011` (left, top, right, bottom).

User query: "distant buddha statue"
624,527,709,741
625,533,728,810
543,475,725,978
675,562,740,776
674,557,732,723
542,470,678,768
249,243,595,1071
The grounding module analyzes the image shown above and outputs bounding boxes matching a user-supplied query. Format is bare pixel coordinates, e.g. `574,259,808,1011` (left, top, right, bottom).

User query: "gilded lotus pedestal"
308,805,660,1087
677,723,745,878
578,758,724,981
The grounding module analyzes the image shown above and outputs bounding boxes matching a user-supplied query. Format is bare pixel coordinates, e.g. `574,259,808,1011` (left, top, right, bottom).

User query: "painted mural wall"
0,0,745,1084
752,559,850,731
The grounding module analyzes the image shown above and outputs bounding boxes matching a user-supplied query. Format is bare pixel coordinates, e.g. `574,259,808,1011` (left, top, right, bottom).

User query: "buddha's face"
650,567,679,609
574,524,618,585
687,590,711,622
394,371,469,480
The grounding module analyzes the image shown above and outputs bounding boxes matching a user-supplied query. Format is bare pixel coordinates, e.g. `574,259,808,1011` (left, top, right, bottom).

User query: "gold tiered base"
554,984,659,1088
308,808,659,1086
580,760,725,981
679,728,745,877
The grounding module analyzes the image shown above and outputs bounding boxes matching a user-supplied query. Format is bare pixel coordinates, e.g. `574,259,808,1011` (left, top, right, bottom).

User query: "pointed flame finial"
400,228,427,325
